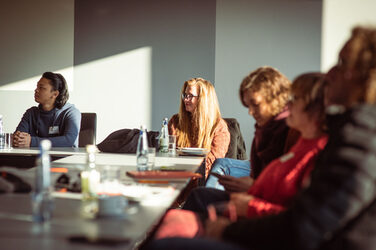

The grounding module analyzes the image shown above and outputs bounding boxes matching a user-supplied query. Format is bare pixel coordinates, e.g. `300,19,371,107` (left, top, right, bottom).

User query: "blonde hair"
341,26,376,104
176,78,221,150
239,66,291,116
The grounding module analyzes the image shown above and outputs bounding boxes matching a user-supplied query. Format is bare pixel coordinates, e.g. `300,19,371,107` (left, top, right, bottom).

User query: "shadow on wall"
0,0,74,88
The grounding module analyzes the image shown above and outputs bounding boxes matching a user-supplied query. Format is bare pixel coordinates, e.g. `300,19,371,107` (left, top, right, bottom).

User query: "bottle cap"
140,125,147,130
40,139,52,150
86,144,97,154
163,118,168,125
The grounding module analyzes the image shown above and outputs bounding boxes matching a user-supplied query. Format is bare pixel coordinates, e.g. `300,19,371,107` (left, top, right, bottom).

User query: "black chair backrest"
79,113,97,147
223,118,247,160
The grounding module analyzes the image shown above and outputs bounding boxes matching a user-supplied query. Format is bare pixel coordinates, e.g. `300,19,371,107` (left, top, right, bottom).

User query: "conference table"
0,147,87,168
0,148,204,250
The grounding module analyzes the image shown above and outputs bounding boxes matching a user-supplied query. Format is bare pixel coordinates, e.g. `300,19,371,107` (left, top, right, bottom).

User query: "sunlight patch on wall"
72,47,152,142
321,0,376,72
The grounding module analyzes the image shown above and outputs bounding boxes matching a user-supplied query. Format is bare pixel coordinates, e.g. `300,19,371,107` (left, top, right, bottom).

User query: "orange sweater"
168,114,230,179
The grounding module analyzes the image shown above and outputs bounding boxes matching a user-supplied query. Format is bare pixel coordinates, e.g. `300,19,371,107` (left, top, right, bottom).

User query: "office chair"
79,113,97,147
223,118,247,160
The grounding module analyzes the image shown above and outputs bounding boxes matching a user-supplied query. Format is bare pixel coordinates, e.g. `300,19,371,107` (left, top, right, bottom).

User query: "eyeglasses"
181,93,199,100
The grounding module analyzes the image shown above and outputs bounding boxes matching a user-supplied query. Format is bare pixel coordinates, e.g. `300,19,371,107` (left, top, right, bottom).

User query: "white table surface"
54,152,204,168
0,147,86,156
0,151,205,250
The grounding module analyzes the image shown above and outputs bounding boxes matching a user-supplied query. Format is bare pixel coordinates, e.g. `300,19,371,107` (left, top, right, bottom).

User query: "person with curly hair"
205,66,299,191
13,72,81,147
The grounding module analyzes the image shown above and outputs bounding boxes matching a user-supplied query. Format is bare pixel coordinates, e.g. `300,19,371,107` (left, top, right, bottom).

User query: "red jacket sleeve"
247,197,285,218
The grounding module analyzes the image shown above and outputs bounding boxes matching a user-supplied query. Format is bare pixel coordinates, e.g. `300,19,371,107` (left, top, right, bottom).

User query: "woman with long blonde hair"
168,77,230,179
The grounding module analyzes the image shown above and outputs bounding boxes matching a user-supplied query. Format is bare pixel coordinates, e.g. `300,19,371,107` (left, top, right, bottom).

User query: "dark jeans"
183,187,230,220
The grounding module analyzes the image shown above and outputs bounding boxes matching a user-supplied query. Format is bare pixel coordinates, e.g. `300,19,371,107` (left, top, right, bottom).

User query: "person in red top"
243,133,327,217
153,72,327,239
236,72,328,217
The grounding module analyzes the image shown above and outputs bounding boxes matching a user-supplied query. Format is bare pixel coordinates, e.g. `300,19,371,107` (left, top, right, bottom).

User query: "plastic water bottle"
0,115,4,149
158,118,169,153
81,144,100,201
32,139,54,222
0,115,3,134
136,125,149,171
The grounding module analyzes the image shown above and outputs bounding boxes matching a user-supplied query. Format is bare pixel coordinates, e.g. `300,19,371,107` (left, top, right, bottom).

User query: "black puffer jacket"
222,104,376,250
97,129,159,153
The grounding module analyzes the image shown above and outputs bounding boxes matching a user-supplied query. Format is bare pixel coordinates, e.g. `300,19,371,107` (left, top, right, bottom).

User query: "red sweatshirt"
247,135,328,218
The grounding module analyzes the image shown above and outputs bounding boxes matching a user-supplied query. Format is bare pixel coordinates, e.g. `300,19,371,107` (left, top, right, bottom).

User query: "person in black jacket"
144,26,376,250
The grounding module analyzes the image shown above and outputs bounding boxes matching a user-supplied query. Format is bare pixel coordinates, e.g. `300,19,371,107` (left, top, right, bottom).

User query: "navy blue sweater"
16,103,81,147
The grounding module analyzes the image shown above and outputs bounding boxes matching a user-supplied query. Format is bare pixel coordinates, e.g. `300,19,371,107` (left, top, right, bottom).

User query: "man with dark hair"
13,72,81,147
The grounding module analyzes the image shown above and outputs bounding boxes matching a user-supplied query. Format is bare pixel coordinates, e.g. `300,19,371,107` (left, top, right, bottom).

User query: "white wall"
321,0,376,71
71,47,153,141
215,0,322,157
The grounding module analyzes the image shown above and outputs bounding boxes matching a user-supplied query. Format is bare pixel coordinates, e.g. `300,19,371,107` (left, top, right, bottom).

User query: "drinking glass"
147,147,156,170
0,133,4,149
98,165,121,195
0,133,13,150
5,133,12,149
168,135,176,156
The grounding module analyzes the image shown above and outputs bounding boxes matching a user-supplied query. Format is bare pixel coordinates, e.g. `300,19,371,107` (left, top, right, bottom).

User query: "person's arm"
30,108,81,147
204,119,231,178
221,107,376,250
13,131,31,147
13,108,34,147
246,197,285,218
217,175,254,193
229,192,285,218
246,156,317,218
15,108,33,133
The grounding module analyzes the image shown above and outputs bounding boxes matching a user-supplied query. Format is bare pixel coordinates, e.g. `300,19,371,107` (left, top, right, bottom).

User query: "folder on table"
126,170,202,180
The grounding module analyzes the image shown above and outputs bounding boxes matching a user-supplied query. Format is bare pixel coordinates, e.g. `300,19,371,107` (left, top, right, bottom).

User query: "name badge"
279,152,294,163
49,126,59,135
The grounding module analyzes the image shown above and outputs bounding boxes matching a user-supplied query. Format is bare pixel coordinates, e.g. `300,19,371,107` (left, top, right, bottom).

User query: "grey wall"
0,0,74,133
215,0,322,157
0,0,216,142
74,0,216,141
0,0,74,86
0,0,322,149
